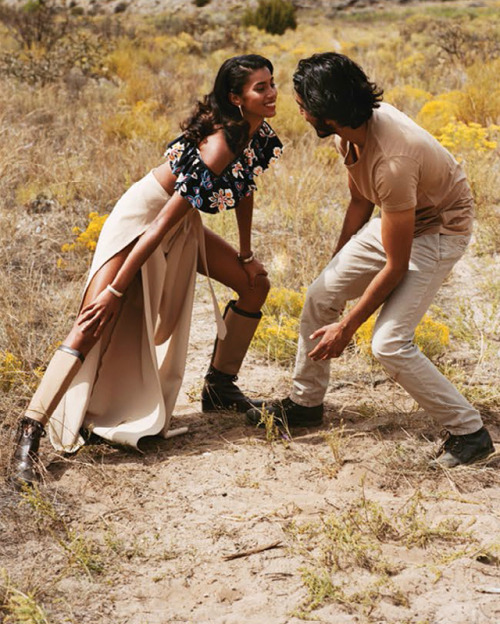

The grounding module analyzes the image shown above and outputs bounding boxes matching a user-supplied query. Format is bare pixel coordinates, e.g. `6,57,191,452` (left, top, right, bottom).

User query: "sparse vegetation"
286,489,478,615
242,0,297,36
1,1,499,623
253,286,306,365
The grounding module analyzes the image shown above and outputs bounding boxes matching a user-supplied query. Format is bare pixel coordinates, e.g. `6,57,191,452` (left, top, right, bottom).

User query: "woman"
12,54,282,488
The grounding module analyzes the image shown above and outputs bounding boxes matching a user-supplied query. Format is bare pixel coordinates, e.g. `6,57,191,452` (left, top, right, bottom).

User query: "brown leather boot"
11,417,46,489
202,300,264,413
11,345,84,489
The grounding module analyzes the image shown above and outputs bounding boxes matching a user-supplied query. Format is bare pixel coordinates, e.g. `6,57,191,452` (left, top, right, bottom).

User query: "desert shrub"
253,287,305,365
400,15,500,67
0,351,23,392
416,93,461,135
0,27,110,86
0,0,111,86
243,0,297,36
0,0,68,52
384,85,432,118
355,309,450,362
270,92,309,142
193,0,211,6
465,155,500,256
456,60,500,126
437,121,499,155
61,212,108,256
102,100,170,144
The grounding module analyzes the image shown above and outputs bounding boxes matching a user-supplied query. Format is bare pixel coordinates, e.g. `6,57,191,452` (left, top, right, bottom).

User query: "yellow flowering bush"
0,351,23,392
416,93,461,135
253,287,306,365
61,211,108,254
355,310,450,362
384,85,432,117
395,52,427,80
270,92,309,142
437,121,499,155
102,99,170,144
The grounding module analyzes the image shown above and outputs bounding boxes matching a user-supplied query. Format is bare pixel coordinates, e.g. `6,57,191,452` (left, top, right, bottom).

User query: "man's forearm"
333,198,374,256
341,264,407,335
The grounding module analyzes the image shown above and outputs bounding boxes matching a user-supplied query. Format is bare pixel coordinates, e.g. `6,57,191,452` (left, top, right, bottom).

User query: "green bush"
243,0,297,36
0,0,68,52
193,0,211,6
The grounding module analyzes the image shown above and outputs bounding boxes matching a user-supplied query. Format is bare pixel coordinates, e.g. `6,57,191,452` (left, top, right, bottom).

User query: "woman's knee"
256,274,271,301
236,274,270,308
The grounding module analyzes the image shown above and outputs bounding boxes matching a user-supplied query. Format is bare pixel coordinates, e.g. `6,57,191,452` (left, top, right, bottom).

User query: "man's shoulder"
369,103,434,161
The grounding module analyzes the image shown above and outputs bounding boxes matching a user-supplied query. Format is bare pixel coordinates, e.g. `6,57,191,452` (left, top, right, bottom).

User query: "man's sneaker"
246,397,324,428
430,426,495,468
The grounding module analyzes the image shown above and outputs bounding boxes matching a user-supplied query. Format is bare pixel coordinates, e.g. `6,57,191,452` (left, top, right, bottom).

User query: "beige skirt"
49,171,225,452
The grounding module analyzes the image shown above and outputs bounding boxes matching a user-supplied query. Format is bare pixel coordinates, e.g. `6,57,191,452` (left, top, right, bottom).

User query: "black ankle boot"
201,366,264,413
11,417,46,489
246,397,324,428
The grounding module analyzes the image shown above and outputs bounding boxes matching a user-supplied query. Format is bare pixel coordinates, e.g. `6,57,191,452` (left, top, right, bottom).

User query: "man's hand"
308,322,354,360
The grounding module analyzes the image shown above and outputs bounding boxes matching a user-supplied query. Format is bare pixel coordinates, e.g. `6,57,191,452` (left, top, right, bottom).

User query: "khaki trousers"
291,217,482,435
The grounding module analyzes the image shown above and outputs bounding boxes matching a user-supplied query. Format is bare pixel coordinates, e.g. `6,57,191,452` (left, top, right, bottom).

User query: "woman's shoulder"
198,130,235,177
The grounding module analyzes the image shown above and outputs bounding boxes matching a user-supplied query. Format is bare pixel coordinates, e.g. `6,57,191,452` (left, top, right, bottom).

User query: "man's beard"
315,118,335,138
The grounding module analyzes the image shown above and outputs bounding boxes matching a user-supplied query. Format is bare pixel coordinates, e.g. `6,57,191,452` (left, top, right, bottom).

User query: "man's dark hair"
293,52,383,128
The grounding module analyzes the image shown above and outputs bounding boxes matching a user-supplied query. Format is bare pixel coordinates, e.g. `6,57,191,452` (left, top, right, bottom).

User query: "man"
247,52,495,467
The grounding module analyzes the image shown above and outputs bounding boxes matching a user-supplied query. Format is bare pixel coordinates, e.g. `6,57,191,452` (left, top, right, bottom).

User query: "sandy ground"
0,4,498,620
1,268,499,624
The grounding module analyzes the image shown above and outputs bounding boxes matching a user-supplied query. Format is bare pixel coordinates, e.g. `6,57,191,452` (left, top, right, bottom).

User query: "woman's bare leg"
12,241,139,487
63,241,137,357
24,241,137,426
198,227,270,312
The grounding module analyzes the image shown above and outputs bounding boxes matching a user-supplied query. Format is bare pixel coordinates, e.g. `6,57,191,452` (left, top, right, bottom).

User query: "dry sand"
1,268,499,623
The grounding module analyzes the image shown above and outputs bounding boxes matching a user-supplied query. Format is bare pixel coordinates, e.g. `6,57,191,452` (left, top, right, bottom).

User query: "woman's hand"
242,257,268,287
77,288,123,338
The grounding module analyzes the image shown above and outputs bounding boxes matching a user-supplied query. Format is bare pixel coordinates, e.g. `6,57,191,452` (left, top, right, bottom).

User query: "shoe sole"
430,446,496,468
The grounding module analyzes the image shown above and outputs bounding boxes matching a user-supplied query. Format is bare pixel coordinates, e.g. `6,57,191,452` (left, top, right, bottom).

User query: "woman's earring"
238,104,244,118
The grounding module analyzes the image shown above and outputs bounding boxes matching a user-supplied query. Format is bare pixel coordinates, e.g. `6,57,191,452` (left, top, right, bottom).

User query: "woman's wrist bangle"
106,284,124,298
237,252,254,264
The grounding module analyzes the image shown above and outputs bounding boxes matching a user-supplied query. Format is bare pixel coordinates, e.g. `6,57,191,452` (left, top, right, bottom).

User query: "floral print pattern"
164,121,283,214
210,189,235,212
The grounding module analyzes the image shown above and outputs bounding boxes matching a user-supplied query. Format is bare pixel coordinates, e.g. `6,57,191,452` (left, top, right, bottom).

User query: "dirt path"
1,276,499,624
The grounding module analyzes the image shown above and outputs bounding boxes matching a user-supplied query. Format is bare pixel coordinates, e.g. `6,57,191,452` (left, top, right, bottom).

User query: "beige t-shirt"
334,103,474,237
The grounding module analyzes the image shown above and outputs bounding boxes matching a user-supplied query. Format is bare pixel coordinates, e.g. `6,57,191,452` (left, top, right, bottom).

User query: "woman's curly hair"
182,54,274,153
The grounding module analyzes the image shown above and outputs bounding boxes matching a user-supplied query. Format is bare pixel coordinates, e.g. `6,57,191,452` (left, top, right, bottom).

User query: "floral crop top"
164,121,283,214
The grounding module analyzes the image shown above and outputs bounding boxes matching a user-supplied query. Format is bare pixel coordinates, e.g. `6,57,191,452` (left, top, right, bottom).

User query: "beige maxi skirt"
49,171,226,453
